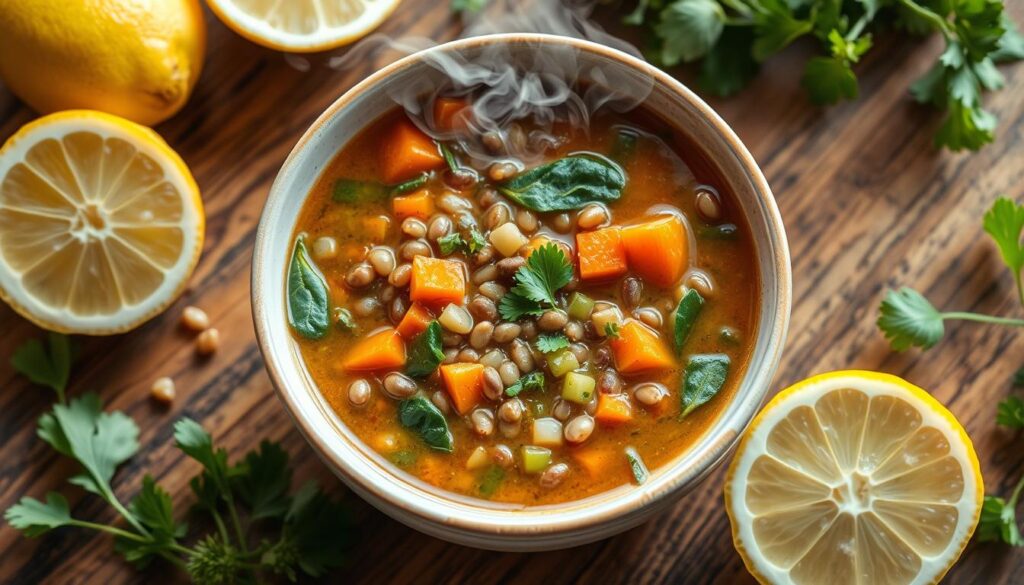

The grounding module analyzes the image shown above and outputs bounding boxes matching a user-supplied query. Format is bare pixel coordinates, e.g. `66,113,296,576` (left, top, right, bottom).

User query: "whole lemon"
0,0,206,126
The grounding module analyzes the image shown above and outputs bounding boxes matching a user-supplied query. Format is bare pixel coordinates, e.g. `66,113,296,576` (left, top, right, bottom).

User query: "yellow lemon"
207,0,401,53
0,111,205,334
0,0,206,126
725,371,983,585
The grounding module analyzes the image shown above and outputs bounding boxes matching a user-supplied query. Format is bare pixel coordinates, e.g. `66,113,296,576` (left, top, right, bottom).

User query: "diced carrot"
392,190,435,220
610,320,676,374
342,328,406,372
434,97,471,132
410,256,466,306
440,363,484,415
621,215,688,287
364,215,391,241
576,227,628,281
381,119,445,183
573,448,614,476
519,235,550,258
594,393,633,425
396,303,433,339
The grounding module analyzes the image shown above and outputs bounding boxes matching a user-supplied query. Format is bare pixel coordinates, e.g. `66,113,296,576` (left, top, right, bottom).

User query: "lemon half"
725,371,983,585
0,111,204,335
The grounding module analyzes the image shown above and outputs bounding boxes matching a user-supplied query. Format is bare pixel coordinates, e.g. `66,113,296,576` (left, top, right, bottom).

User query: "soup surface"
289,98,759,505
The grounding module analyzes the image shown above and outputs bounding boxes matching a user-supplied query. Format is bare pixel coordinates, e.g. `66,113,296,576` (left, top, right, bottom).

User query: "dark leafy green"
681,354,730,418
287,237,330,340
497,155,625,212
478,466,505,497
406,321,444,378
674,289,705,354
625,447,649,485
332,173,428,203
398,396,453,452
11,332,73,402
610,128,639,162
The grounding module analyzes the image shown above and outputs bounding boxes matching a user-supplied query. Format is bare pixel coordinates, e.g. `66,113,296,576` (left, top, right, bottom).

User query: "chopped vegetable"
592,307,623,337
610,320,675,374
532,418,564,448
521,446,552,473
566,292,595,320
391,173,429,195
680,353,731,418
405,321,444,378
288,236,330,340
546,348,580,378
498,155,625,212
595,393,633,426
561,372,596,405
334,307,357,331
341,328,406,372
466,446,489,470
621,215,688,287
392,190,435,220
332,179,387,204
573,448,613,476
534,333,569,354
396,303,433,339
390,450,418,467
604,322,621,339
477,466,505,497
498,243,573,321
489,222,529,257
410,256,466,306
398,396,453,453
364,216,390,241
576,226,628,281
433,97,470,132
519,235,551,259
381,119,445,183
624,447,649,485
505,371,545,397
674,289,705,353
439,362,484,415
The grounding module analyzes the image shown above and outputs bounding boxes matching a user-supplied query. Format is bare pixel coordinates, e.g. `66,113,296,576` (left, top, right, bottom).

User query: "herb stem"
895,0,952,37
846,14,870,41
212,510,231,545
102,486,150,537
69,520,148,542
226,498,249,554
1009,472,1024,509
1015,270,1024,311
720,0,753,18
941,312,1024,327
158,550,188,570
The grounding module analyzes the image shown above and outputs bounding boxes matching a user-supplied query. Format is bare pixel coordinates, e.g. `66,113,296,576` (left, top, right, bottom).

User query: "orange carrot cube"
342,328,406,372
576,227,628,281
440,363,484,415
610,320,676,374
410,256,465,306
381,118,445,183
621,215,688,287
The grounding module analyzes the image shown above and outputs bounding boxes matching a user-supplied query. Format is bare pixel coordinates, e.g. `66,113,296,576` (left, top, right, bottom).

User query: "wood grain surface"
2,3,1023,584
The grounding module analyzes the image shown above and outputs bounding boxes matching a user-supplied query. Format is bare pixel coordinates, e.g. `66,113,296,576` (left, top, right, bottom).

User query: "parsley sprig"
4,337,351,582
498,243,574,321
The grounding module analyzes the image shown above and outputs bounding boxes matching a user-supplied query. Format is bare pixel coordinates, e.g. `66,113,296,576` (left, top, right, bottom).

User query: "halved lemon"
206,0,401,53
0,110,204,335
725,371,982,585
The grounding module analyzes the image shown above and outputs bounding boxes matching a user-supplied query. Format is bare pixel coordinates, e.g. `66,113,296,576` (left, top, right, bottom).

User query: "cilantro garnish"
438,228,488,256
10,332,72,402
505,371,545,397
534,333,570,354
498,243,573,321
604,322,621,339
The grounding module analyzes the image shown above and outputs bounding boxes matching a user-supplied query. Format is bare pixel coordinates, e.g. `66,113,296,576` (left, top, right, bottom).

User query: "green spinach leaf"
406,321,444,378
498,155,625,212
674,289,705,354
681,354,730,418
333,173,428,203
287,237,330,340
610,128,639,162
398,396,453,452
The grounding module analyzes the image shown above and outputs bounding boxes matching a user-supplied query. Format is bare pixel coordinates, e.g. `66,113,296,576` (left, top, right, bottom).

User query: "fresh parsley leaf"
535,334,570,354
268,482,353,578
438,232,466,255
604,322,621,339
983,197,1024,276
993,14,1024,62
751,0,813,61
497,292,545,321
233,441,292,521
978,495,1022,545
997,396,1024,428
802,57,858,105
654,0,725,65
498,244,572,320
175,418,233,496
506,371,545,397
467,228,487,253
877,288,945,351
4,492,73,537
406,321,444,378
11,332,72,402
116,476,186,568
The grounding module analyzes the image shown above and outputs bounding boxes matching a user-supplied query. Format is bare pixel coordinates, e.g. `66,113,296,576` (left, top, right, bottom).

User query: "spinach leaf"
287,237,330,339
392,173,428,194
505,371,545,397
398,396,453,453
624,447,649,485
680,354,730,418
610,128,639,162
497,155,625,212
674,289,705,354
333,173,428,203
478,466,505,497
405,321,444,378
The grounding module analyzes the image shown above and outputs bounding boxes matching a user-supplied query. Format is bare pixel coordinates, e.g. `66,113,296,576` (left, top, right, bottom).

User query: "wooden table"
2,4,1023,583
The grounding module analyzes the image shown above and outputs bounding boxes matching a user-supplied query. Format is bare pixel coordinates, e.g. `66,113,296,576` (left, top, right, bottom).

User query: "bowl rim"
252,32,791,541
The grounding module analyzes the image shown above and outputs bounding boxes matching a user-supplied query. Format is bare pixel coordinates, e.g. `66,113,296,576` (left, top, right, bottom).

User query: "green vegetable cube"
521,445,552,473
561,372,596,405
546,349,579,378
567,292,595,320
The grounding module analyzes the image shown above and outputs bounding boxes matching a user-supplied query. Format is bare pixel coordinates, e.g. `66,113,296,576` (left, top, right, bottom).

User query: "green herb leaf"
997,396,1024,428
467,228,487,253
654,0,725,65
802,57,858,105
978,495,1022,545
4,492,73,537
498,155,625,212
681,353,730,418
751,1,813,61
674,289,704,354
877,288,944,351
983,197,1024,276
698,223,739,240
478,466,505,497
451,0,488,13
506,371,545,397
389,450,418,467
116,476,185,567
499,243,573,320
625,447,650,485
334,307,356,331
391,173,428,195
234,440,292,521
398,396,453,452
438,232,466,255
439,142,463,173
175,418,233,497
264,482,353,578
332,179,388,203
604,322,621,339
11,332,72,402
406,321,445,378
287,236,330,340
497,292,545,321
610,128,639,162
535,334,570,354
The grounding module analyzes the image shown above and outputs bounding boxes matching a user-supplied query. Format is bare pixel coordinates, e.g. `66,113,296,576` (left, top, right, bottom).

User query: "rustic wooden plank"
1,3,1023,584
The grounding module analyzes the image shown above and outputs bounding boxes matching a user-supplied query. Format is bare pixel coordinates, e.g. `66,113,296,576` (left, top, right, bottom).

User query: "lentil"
312,236,338,260
577,204,609,229
401,217,427,239
427,215,453,240
400,239,432,261
516,209,538,233
468,296,498,322
472,264,499,285
345,263,375,288
538,309,568,331
485,203,512,230
469,321,495,350
348,379,372,407
383,373,417,399
353,297,379,317
483,366,504,400
457,348,480,363
389,263,412,287
471,408,495,436
492,322,521,343
539,463,569,488
509,339,535,372
498,361,520,387
431,391,451,414
564,415,595,443
634,383,666,406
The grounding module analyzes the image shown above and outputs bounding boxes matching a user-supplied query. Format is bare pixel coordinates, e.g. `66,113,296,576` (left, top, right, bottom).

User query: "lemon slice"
725,371,982,585
0,110,204,335
206,0,401,53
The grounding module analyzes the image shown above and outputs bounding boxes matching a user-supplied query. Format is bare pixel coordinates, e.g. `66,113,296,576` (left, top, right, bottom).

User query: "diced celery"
546,349,580,378
532,417,563,447
466,446,489,470
592,307,623,337
562,372,596,405
521,445,552,473
567,292,596,320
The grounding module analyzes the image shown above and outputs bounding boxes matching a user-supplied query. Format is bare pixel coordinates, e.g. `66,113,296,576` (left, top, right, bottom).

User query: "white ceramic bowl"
252,33,791,552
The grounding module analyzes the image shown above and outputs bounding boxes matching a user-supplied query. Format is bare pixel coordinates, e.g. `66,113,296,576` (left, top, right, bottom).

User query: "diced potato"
546,349,580,378
466,446,489,470
439,303,474,334
592,307,624,337
567,292,595,321
489,223,529,257
562,372,596,405
532,417,563,447
521,445,553,473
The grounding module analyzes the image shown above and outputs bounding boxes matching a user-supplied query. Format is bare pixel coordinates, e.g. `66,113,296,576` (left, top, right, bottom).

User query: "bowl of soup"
252,33,790,551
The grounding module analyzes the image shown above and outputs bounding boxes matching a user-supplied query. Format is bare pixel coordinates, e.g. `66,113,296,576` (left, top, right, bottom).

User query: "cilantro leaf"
467,228,487,253
438,233,466,255
605,322,621,339
116,476,186,567
983,197,1024,276
497,292,545,321
498,244,572,321
233,441,292,521
751,0,813,61
654,0,725,65
698,27,759,96
175,418,233,496
11,332,72,402
993,14,1024,62
997,396,1024,428
506,371,545,397
978,495,1023,545
935,95,997,151
262,482,352,579
802,57,859,105
877,288,945,351
4,492,73,537
535,334,570,354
